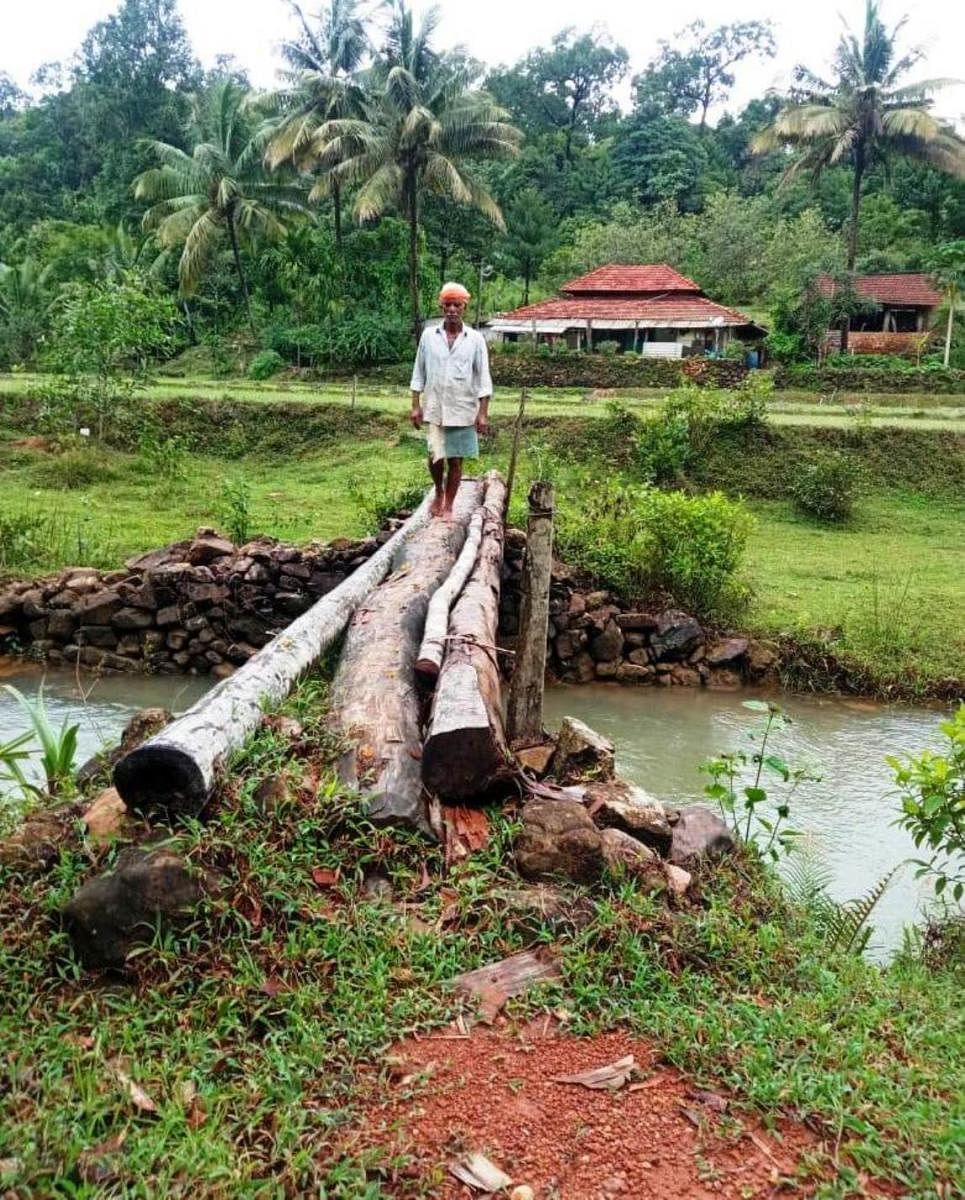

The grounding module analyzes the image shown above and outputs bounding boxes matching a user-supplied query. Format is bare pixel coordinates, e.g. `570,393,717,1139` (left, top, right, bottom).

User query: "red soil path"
355,1024,825,1198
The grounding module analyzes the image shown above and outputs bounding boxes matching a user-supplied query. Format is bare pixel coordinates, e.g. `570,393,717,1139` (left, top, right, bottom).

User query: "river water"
545,685,950,958
1,659,951,956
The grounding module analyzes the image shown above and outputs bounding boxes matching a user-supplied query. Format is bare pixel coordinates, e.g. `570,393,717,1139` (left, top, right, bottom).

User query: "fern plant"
1,685,79,798
784,855,902,956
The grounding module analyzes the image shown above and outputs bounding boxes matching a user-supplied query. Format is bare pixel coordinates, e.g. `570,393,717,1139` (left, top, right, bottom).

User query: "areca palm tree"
133,80,310,331
304,1,522,335
755,2,965,273
264,1,370,246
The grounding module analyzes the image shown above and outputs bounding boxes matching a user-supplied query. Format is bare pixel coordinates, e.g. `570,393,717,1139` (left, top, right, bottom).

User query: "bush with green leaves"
892,704,965,902
791,450,861,522
248,349,285,380
557,480,753,615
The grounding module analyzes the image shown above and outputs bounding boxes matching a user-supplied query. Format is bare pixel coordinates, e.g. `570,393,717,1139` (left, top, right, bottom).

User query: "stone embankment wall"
0,527,397,677
498,532,778,689
1,521,777,688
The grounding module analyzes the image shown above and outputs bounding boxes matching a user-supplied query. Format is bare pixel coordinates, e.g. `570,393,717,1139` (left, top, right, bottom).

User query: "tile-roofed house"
816,272,941,356
487,263,765,357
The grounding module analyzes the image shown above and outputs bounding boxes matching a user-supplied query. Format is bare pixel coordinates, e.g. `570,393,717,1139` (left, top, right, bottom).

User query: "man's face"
442,299,466,322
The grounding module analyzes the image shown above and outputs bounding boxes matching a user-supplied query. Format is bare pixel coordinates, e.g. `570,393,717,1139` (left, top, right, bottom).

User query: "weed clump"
791,450,861,522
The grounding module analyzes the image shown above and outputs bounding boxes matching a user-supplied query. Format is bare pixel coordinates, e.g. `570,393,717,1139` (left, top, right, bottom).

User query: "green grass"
0,675,961,1197
1,424,962,689
1,372,963,428
745,492,965,688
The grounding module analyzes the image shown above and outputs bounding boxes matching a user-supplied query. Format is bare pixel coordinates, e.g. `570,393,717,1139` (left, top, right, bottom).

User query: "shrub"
557,480,752,615
30,446,117,489
220,477,252,544
775,364,965,393
765,331,806,363
248,349,285,380
594,340,621,355
791,451,860,523
891,704,965,902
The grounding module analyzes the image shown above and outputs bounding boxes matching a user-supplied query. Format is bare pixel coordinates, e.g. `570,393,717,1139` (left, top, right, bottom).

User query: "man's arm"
409,334,426,428
474,335,493,434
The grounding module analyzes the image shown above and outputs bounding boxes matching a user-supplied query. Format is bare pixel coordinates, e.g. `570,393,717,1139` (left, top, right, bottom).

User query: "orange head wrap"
439,281,471,304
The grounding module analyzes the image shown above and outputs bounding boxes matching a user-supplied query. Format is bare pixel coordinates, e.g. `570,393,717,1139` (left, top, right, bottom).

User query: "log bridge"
114,471,528,835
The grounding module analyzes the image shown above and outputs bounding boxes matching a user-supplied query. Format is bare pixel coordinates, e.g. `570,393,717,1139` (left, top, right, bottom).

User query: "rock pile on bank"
499,531,779,689
0,525,393,676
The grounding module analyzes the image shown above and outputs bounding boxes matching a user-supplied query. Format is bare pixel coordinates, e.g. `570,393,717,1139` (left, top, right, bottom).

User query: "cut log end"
113,744,209,819
422,727,513,801
414,654,442,683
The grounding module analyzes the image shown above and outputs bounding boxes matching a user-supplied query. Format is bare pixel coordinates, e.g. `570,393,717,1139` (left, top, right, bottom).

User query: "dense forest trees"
0,0,962,370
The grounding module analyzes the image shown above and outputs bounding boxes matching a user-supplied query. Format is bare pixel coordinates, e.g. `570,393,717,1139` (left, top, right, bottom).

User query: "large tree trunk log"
113,495,434,819
506,481,554,747
416,509,484,681
422,472,512,801
331,480,483,834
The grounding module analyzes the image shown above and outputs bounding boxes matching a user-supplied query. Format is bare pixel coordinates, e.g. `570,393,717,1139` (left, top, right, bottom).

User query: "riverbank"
2,400,962,696
0,670,961,1197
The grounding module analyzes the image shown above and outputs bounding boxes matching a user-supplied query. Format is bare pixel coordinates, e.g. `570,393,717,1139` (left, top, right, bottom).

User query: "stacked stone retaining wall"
0,527,396,676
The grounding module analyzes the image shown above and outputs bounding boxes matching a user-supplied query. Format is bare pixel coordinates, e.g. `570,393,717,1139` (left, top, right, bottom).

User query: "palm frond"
353,162,404,221
178,210,223,295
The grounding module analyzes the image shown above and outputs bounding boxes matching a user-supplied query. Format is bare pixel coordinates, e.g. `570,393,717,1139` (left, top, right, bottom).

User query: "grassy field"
1,674,961,1197
1,372,964,428
1,422,962,690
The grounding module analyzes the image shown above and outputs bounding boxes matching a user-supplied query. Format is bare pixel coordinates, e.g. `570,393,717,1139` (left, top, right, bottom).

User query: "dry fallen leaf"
448,1151,513,1192
552,1054,639,1091
311,866,340,888
108,1059,157,1114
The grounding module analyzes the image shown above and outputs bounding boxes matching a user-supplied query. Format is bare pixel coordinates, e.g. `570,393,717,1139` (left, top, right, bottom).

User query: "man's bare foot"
429,493,444,517
439,501,454,519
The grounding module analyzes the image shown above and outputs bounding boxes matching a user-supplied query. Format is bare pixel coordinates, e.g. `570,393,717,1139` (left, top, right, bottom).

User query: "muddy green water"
1,660,952,956
544,685,951,959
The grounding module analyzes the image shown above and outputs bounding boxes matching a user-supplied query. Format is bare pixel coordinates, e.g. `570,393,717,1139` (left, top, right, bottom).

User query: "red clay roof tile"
499,296,759,326
816,273,941,306
560,264,702,295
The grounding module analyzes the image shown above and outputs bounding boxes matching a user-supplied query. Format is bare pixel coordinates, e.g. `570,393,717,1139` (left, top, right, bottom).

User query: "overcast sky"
5,0,964,126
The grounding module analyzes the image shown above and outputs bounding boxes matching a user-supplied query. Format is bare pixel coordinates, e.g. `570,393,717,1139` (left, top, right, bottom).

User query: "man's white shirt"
410,324,493,427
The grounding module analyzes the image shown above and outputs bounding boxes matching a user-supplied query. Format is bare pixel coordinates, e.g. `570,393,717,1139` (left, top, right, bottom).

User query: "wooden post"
351,374,358,408
504,388,527,519
506,481,554,747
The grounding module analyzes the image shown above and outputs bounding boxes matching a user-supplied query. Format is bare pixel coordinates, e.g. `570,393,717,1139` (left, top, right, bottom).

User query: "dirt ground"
354,1023,826,1199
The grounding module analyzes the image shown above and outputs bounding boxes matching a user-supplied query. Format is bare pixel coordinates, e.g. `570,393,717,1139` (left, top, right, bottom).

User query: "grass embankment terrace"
0,674,961,1197
1,372,964,427
0,389,962,693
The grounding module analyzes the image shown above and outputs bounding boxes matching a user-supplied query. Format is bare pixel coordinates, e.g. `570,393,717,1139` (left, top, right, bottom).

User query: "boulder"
670,665,701,687
663,863,692,897
515,799,605,884
554,629,587,661
187,534,235,565
668,806,735,867
588,619,624,664
615,611,658,632
551,717,615,784
707,668,742,691
704,637,748,667
74,590,121,625
47,610,77,641
583,781,673,855
0,811,69,872
627,648,651,666
594,660,619,679
615,662,654,685
60,848,203,969
81,788,129,845
600,825,657,873
515,742,556,776
650,611,703,661
746,640,779,674
571,652,596,683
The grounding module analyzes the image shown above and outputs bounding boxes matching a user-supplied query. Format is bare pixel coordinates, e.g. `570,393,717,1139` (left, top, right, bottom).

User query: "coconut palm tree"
133,80,310,331
0,258,55,363
303,1,522,335
754,2,965,273
264,1,370,246
928,241,964,367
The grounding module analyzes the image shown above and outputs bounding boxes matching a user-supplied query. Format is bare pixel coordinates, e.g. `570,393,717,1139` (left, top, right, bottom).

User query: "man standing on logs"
410,282,492,518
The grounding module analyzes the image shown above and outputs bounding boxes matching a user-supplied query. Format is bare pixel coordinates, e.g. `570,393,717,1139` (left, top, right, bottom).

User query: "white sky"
4,0,964,126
